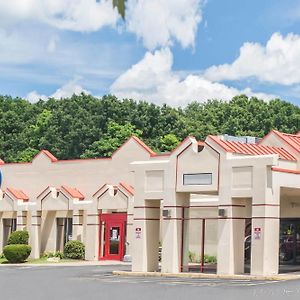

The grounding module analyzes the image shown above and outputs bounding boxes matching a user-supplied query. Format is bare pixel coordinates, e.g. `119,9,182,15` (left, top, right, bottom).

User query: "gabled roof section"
6,188,29,201
93,182,134,198
61,185,85,200
33,150,58,162
271,130,300,154
168,136,197,157
119,181,134,196
112,136,156,157
208,135,296,161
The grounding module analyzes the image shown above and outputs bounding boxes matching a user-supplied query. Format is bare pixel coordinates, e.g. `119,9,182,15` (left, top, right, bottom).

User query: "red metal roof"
209,135,296,161
61,186,85,200
7,188,29,201
272,130,300,153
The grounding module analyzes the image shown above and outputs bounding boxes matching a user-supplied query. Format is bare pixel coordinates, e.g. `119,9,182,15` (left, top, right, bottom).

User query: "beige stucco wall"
0,137,153,260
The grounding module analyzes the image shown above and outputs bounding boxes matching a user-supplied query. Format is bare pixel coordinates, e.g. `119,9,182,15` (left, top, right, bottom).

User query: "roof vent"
223,134,261,144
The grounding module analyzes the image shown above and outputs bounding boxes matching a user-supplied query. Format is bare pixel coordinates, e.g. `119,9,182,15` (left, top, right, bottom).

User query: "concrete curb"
0,261,131,267
112,270,300,281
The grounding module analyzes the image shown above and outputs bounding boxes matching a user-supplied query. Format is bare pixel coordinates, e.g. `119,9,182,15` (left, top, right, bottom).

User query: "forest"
0,94,299,162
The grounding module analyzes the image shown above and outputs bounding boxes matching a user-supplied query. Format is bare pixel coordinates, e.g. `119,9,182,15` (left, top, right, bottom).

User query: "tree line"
0,94,299,162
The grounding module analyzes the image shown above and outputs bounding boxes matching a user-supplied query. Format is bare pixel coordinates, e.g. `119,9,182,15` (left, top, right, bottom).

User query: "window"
183,173,212,185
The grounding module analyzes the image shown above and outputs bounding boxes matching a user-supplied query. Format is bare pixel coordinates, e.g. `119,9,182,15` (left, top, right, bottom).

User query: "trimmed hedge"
7,231,29,245
64,240,85,259
3,244,32,263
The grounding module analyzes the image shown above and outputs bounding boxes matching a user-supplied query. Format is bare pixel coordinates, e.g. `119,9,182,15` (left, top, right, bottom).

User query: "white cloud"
26,91,48,103
47,36,59,53
51,78,90,99
0,0,119,32
126,0,203,49
26,78,90,102
110,48,276,106
204,32,300,85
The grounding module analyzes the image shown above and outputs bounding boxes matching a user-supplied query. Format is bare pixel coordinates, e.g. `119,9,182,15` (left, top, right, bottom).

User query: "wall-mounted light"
218,208,227,217
163,209,171,218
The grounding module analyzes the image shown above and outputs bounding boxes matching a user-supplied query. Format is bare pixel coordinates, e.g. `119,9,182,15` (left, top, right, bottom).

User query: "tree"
160,134,180,152
0,94,298,162
81,121,142,158
113,0,126,19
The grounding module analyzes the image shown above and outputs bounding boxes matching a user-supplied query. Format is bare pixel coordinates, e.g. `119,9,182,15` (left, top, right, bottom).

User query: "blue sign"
0,170,2,187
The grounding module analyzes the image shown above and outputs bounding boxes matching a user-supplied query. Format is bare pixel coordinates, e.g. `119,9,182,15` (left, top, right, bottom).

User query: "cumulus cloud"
26,78,90,102
0,0,119,32
204,32,300,85
126,0,203,49
110,48,276,106
26,90,48,103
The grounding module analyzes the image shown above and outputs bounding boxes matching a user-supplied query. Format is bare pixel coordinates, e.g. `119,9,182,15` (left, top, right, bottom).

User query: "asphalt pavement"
0,264,300,300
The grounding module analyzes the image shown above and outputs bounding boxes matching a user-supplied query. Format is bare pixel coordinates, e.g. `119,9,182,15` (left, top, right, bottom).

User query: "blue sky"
0,0,300,106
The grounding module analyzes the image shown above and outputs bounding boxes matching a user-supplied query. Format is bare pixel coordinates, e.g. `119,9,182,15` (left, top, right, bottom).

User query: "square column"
85,211,99,261
72,210,84,242
40,211,56,253
30,211,41,258
161,193,189,273
132,201,161,272
217,207,245,275
250,168,280,276
17,211,27,231
0,213,3,250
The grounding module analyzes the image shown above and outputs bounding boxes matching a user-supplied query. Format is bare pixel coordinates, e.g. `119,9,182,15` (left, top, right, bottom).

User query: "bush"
204,255,217,264
3,244,32,263
7,230,29,245
64,240,85,260
41,251,64,259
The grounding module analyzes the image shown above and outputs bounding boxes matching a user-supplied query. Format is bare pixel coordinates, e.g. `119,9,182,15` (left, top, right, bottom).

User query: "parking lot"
0,265,300,300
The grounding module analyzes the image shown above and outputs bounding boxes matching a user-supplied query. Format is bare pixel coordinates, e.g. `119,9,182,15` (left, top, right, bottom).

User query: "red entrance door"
99,213,127,261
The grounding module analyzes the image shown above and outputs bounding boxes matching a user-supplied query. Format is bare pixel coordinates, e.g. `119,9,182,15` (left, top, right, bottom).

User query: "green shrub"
3,244,31,263
7,230,29,245
41,251,64,259
64,240,85,260
203,255,217,264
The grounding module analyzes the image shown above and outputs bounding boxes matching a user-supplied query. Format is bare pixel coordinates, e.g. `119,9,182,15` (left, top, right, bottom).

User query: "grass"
0,256,84,264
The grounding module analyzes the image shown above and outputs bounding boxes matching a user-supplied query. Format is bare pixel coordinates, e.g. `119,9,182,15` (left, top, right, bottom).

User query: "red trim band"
133,218,160,221
272,167,300,175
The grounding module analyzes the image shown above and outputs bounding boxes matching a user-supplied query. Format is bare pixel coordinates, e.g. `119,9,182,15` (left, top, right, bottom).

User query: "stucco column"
217,160,246,275
30,211,41,258
217,206,246,275
72,210,84,242
251,170,280,276
16,210,27,231
40,211,57,253
161,192,189,273
85,210,99,261
125,205,134,257
132,200,161,272
0,213,3,250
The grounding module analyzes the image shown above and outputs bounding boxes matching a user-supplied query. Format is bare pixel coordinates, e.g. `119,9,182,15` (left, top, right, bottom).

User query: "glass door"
103,221,125,260
280,219,300,265
99,213,127,261
108,223,122,257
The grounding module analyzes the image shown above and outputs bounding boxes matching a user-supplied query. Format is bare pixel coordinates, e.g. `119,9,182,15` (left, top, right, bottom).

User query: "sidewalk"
0,260,131,267
112,270,300,281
